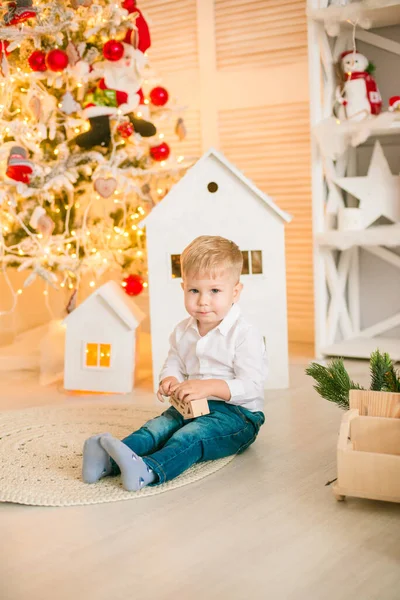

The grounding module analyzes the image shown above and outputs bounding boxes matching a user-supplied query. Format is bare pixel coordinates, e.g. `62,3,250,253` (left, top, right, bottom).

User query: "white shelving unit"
307,0,400,361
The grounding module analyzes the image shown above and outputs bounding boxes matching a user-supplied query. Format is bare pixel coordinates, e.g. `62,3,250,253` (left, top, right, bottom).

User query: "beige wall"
0,0,314,347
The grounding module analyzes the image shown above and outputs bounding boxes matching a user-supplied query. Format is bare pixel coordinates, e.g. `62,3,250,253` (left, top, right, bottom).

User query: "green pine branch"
305,358,364,409
369,350,393,391
369,350,400,392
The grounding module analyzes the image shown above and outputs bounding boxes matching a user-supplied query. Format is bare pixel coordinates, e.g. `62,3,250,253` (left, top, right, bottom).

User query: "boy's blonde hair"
181,235,243,281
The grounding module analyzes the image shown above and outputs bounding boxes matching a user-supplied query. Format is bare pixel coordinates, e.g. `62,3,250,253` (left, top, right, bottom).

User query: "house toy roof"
63,281,145,331
139,147,292,227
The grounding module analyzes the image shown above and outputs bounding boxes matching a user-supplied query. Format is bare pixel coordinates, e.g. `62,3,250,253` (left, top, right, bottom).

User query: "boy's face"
181,269,242,334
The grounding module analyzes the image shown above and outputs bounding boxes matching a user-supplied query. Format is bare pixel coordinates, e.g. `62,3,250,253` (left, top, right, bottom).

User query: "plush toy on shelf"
335,50,382,122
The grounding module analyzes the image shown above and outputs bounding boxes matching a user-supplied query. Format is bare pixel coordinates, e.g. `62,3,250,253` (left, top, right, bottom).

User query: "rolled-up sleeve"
159,328,186,383
225,328,268,405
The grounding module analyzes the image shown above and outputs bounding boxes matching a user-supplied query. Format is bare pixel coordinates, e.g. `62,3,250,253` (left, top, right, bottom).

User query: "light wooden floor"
0,353,400,600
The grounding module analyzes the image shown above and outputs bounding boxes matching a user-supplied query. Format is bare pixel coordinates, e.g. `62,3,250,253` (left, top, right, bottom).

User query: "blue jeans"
117,401,265,484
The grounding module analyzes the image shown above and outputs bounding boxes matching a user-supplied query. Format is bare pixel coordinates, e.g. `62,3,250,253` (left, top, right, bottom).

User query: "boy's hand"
157,376,179,402
169,379,212,403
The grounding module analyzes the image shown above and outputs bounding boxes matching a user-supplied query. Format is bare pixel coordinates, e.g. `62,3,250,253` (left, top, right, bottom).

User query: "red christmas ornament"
150,142,170,162
149,86,169,107
45,49,69,72
103,40,124,62
117,122,135,138
28,50,47,72
122,274,144,296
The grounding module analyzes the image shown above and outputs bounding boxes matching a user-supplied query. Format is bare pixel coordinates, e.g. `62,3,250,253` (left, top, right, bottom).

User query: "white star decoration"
335,141,400,228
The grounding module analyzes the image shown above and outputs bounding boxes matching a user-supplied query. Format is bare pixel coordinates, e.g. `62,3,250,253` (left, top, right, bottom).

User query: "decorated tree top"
0,0,191,312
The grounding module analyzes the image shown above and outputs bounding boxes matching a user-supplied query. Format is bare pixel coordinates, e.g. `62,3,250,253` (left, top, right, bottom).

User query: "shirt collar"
185,303,241,336
217,303,241,336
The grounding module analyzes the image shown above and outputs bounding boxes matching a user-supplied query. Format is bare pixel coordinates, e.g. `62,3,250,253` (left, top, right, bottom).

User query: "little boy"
82,235,267,491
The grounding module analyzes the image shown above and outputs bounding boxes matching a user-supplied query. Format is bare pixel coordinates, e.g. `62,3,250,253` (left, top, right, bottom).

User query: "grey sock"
82,433,113,484
99,435,156,491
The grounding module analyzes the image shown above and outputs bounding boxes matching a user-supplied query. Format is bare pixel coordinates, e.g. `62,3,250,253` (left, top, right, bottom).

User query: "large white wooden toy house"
140,147,292,391
63,280,144,394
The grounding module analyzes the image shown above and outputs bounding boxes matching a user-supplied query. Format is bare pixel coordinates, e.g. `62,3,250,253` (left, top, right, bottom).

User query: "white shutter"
141,0,313,345
142,0,199,71
215,0,308,69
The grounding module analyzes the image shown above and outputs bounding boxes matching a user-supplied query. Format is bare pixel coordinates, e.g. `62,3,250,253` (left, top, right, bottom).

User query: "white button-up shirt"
160,304,268,413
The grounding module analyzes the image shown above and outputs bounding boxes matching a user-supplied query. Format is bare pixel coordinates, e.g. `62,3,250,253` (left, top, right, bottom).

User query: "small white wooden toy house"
63,280,144,393
140,147,292,391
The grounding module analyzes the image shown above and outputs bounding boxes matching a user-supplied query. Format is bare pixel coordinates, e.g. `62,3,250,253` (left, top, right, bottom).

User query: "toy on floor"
306,350,400,504
333,389,400,504
168,393,210,419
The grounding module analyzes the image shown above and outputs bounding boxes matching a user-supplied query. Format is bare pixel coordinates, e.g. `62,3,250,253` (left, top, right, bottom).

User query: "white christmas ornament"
60,92,80,115
336,50,382,122
335,141,400,228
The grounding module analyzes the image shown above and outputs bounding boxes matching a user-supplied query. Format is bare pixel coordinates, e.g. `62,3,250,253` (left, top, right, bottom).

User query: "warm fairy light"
177,155,184,163
17,289,22,295
38,233,43,239
137,230,143,236
159,133,164,139
143,282,148,288
71,253,77,258
157,188,163,194
74,128,80,133
136,251,142,257
91,248,97,253
60,282,65,288
160,161,166,167
89,281,95,288
54,149,59,155
68,283,74,289
131,225,137,230
43,290,48,296
144,99,149,104
136,112,142,118
71,230,76,236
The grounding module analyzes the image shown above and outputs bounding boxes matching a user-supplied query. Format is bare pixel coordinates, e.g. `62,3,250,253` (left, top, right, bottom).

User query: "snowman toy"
335,50,382,122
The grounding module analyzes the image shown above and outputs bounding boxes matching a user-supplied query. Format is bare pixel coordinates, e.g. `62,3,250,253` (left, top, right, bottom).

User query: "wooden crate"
333,408,400,504
349,389,400,418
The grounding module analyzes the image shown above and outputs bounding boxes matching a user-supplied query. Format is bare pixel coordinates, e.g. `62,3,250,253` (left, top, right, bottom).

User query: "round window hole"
207,182,218,193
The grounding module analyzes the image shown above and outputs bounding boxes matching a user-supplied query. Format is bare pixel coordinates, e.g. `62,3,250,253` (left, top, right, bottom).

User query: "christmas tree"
0,0,189,310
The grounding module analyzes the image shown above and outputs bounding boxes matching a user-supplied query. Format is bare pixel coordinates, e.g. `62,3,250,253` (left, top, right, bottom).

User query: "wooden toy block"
333,408,400,504
169,393,210,419
349,389,400,418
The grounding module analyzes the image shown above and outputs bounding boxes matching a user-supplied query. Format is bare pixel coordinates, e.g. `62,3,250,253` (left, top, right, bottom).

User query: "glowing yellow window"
99,344,111,368
85,343,111,368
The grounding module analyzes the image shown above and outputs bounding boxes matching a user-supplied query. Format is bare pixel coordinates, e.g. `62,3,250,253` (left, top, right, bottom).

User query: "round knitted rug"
0,404,235,507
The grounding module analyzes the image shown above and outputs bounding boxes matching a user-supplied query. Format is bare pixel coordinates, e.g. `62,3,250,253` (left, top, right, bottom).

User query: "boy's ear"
181,281,184,290
233,281,243,302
